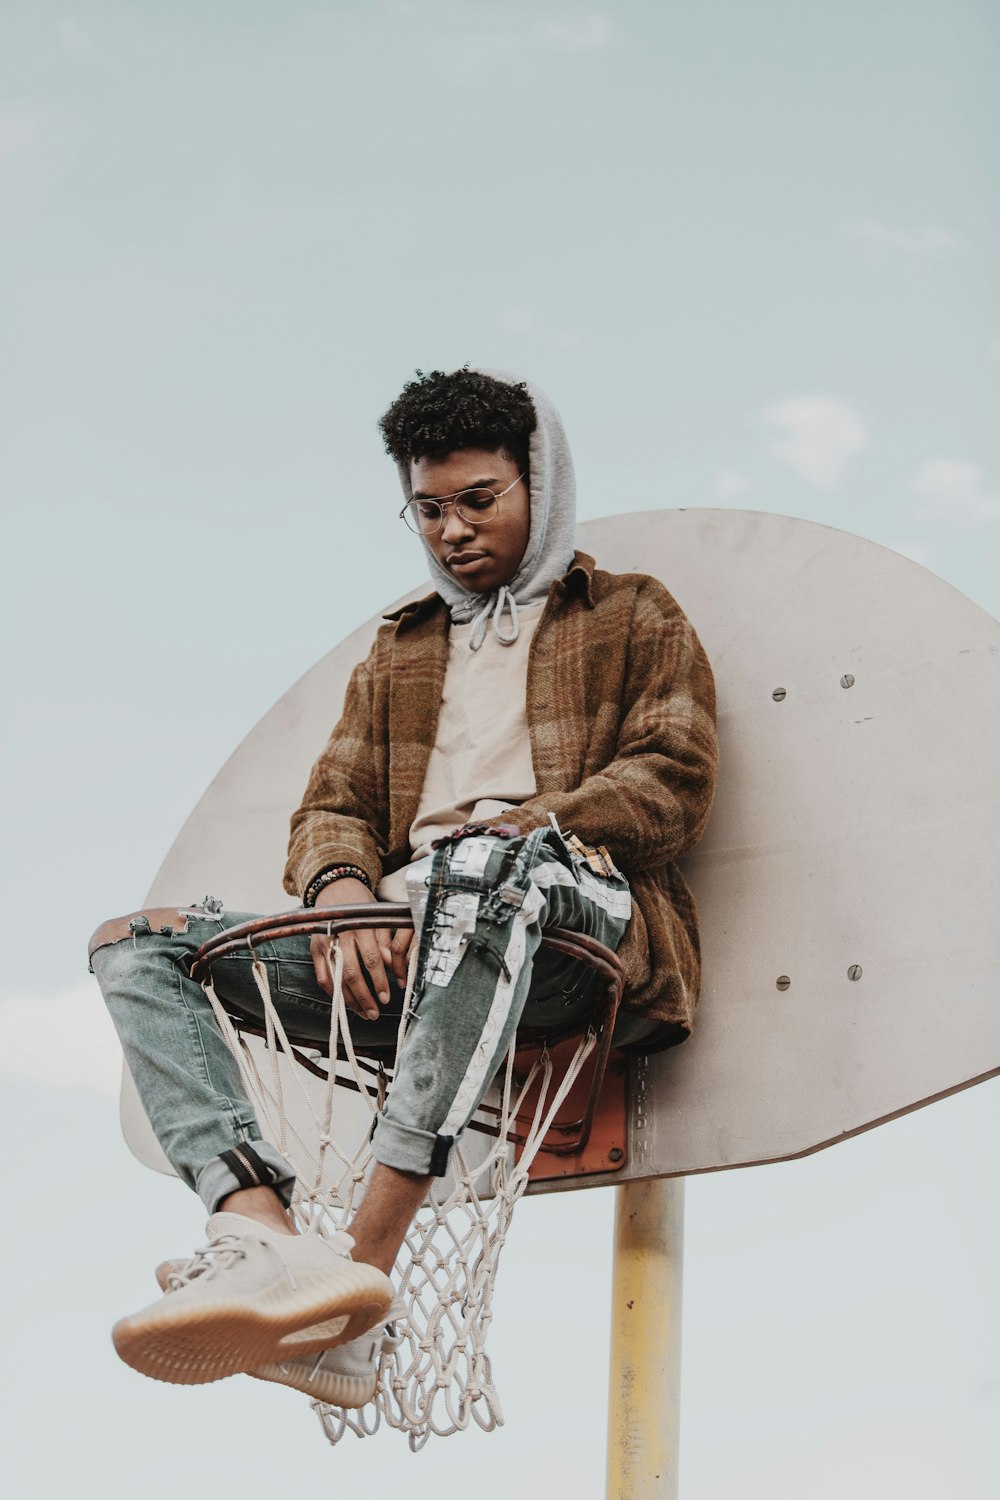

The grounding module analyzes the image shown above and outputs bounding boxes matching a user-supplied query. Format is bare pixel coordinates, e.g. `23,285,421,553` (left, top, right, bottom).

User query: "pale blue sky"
2,3,998,1496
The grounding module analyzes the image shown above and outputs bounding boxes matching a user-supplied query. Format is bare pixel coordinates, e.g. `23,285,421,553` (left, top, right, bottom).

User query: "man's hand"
309,878,416,1020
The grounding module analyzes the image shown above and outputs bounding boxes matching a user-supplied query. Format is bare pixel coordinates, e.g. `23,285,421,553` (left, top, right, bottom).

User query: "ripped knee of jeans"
87,897,224,971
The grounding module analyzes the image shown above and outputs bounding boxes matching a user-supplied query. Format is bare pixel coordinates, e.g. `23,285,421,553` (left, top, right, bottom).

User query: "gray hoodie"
395,368,577,649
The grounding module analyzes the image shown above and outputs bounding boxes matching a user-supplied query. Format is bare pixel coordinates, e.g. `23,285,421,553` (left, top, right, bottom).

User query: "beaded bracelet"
302,863,373,908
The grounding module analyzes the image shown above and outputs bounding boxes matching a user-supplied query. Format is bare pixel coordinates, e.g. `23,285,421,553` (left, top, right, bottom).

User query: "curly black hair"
379,367,537,475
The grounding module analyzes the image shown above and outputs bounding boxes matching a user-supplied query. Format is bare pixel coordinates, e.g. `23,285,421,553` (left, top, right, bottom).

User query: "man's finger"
309,935,333,997
356,933,392,1008
353,926,393,970
389,927,417,986
339,947,380,1020
342,930,398,1017
373,926,393,969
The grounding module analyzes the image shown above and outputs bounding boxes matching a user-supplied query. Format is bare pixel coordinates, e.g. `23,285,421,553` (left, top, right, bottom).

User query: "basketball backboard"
120,508,1000,1189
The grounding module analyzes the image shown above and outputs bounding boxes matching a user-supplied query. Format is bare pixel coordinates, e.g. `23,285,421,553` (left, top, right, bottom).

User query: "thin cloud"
1,981,122,1096
384,4,614,61
842,220,965,254
499,307,537,333
714,469,753,499
762,395,868,490
911,459,1000,525
57,18,94,56
892,540,935,569
496,309,583,347
536,15,613,51
0,103,39,166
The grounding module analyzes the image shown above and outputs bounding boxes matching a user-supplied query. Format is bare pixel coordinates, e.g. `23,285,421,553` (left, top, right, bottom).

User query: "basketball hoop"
190,906,626,1448
121,508,1000,1491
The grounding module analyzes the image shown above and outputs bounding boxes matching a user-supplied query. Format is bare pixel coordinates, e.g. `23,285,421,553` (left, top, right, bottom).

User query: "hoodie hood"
395,367,577,648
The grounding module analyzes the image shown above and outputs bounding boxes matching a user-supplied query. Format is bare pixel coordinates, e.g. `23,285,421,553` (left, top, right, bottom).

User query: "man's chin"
448,559,502,592
460,575,515,596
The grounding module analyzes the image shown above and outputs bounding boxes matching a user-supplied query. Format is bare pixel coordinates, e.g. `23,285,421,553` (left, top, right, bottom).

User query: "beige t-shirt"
377,603,544,902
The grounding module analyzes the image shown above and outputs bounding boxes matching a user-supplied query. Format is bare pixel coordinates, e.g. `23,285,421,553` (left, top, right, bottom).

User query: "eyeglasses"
399,473,526,535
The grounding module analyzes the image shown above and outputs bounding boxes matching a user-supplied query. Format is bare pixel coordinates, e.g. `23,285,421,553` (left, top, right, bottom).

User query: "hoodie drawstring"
468,587,520,651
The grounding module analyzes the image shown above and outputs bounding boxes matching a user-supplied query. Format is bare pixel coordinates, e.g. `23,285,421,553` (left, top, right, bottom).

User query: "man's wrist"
302,864,373,907
312,877,374,909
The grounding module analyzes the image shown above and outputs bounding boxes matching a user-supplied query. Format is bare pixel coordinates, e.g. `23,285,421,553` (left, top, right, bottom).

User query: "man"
89,366,718,1407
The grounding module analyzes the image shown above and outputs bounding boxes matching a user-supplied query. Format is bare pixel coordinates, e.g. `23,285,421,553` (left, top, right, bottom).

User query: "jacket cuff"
284,844,383,902
496,803,553,835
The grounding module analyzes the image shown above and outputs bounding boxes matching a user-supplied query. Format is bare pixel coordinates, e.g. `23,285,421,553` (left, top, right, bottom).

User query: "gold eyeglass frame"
399,472,527,535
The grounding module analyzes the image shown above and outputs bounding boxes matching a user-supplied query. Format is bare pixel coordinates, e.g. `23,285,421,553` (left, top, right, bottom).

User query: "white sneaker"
115,1213,393,1387
154,1257,405,1406
250,1300,406,1407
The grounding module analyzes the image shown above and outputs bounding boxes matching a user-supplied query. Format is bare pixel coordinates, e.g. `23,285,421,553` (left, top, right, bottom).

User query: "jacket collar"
559,550,596,607
382,550,596,624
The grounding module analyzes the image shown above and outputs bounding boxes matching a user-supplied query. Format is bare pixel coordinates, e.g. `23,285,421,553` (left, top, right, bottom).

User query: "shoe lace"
165,1234,247,1292
380,1317,406,1356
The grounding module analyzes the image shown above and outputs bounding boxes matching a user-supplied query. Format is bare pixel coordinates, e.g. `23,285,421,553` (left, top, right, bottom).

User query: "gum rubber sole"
113,1265,393,1386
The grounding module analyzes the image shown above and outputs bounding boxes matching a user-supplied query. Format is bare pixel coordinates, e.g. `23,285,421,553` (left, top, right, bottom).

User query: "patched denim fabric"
90,829,631,1204
372,827,631,1174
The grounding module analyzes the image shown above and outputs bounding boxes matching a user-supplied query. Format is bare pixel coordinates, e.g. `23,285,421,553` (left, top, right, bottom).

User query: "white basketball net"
202,939,598,1449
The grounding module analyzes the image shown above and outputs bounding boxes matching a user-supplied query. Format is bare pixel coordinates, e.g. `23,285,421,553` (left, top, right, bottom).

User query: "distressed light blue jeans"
90,827,631,1212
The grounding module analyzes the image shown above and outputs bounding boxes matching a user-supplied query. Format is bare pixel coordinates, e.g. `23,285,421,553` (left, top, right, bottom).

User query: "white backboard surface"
121,509,1000,1186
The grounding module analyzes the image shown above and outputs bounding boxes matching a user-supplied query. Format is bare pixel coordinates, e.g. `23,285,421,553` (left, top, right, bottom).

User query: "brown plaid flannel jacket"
284,552,718,1041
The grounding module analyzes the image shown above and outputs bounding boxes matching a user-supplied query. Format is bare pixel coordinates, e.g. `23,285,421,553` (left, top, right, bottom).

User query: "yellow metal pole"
606,1177,684,1500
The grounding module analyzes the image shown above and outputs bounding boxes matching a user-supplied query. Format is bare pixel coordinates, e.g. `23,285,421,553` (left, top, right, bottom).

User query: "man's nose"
440,503,475,543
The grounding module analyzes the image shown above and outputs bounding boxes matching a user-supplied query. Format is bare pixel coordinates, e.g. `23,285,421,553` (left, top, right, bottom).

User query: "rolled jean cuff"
195,1140,298,1214
370,1115,454,1178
